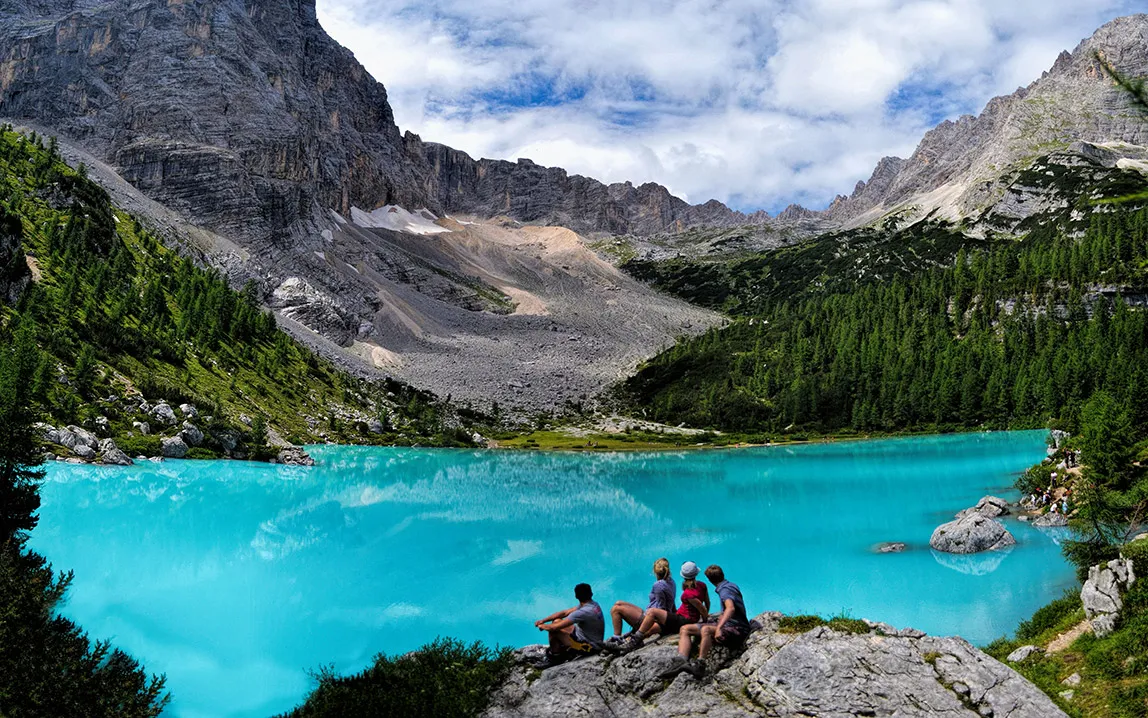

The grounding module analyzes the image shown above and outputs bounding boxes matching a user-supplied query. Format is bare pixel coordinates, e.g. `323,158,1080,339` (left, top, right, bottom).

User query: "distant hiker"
661,565,751,679
534,583,605,667
1062,497,1069,514
609,561,709,653
606,558,676,648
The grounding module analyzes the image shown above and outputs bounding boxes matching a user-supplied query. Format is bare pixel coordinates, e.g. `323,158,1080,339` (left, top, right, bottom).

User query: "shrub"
1121,538,1148,581
778,615,826,634
281,638,513,718
184,447,220,461
117,435,162,457
1016,590,1083,641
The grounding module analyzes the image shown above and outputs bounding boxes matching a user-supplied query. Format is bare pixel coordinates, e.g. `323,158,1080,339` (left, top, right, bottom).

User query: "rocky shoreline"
484,612,1068,717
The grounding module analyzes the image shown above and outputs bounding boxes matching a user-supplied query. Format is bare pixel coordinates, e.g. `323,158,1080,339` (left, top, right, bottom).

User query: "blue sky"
317,0,1144,214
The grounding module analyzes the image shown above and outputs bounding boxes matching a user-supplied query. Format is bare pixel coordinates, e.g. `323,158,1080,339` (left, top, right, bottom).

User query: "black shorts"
663,612,692,635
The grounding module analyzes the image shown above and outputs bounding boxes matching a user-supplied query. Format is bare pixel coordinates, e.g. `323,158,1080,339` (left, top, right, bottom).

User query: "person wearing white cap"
608,561,710,654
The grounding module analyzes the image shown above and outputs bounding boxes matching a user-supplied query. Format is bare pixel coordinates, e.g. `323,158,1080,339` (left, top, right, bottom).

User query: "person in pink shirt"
608,561,710,653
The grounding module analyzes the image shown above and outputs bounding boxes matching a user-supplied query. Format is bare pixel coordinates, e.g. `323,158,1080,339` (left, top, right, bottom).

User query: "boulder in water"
276,447,315,466
875,542,907,553
930,514,1016,554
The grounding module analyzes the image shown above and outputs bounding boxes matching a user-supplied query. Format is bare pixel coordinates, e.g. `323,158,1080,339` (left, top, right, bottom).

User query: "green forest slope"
0,126,494,460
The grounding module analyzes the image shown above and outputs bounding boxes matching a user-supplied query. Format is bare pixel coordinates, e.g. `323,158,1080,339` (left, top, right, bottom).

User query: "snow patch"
351,205,451,235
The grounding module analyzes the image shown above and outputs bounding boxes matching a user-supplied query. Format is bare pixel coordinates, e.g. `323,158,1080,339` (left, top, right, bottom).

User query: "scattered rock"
73,444,96,460
1007,645,1042,662
239,414,253,427
956,495,1011,519
367,419,385,434
98,438,133,466
180,422,204,447
1061,673,1081,686
151,403,178,426
876,542,907,553
66,425,99,449
1059,690,1075,701
94,416,110,435
472,432,488,447
161,436,188,459
482,612,1068,718
1033,512,1069,528
132,421,151,435
930,514,1016,554
1050,430,1070,449
1082,558,1136,637
276,447,315,466
212,429,240,452
179,403,198,418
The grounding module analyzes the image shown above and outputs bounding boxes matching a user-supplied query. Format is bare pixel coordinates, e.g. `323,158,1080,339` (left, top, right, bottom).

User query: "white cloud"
316,0,1144,212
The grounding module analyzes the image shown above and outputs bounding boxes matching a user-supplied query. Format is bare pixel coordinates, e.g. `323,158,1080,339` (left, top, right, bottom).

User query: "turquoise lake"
32,431,1076,717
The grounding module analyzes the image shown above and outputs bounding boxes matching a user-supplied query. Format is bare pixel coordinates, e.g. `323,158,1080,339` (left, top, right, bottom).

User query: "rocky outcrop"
1082,558,1136,637
484,613,1066,718
822,15,1148,229
956,495,1010,519
930,514,1016,554
0,205,30,304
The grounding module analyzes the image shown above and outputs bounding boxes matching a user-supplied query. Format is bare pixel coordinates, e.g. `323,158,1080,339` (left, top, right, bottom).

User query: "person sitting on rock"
605,557,676,649
534,583,605,666
609,560,709,653
661,565,751,679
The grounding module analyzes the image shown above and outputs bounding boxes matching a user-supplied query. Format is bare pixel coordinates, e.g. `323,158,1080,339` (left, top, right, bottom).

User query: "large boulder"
179,403,199,419
132,421,151,435
72,444,96,460
180,422,204,447
151,403,178,426
276,447,315,467
65,425,99,449
98,438,133,467
161,436,189,459
482,613,1067,718
1082,558,1136,637
1033,512,1069,528
930,514,1016,554
956,495,1010,519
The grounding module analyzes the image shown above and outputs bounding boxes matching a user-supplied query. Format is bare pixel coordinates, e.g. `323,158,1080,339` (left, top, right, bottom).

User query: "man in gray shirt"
661,565,752,679
535,583,605,666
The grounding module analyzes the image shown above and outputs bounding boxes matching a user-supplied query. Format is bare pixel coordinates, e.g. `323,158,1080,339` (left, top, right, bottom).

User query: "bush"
117,435,162,457
1016,590,1083,641
1122,538,1148,581
184,447,220,461
778,615,826,634
281,638,512,718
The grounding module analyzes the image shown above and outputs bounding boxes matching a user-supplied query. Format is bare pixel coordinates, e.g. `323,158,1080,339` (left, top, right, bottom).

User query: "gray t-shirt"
568,600,605,647
714,580,749,629
648,577,676,612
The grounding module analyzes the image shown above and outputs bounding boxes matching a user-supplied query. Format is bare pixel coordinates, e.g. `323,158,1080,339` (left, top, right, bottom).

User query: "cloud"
316,0,1143,212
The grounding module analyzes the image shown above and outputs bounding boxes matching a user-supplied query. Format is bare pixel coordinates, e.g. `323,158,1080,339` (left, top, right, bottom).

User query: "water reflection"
31,432,1077,718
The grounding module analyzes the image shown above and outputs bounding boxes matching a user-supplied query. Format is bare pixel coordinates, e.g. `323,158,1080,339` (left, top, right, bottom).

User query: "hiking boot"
683,658,706,678
603,635,625,653
539,650,571,669
617,632,645,654
657,655,688,681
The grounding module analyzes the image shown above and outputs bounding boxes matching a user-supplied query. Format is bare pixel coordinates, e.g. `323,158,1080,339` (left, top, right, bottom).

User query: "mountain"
3,2,1148,410
0,0,764,240
822,14,1148,231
